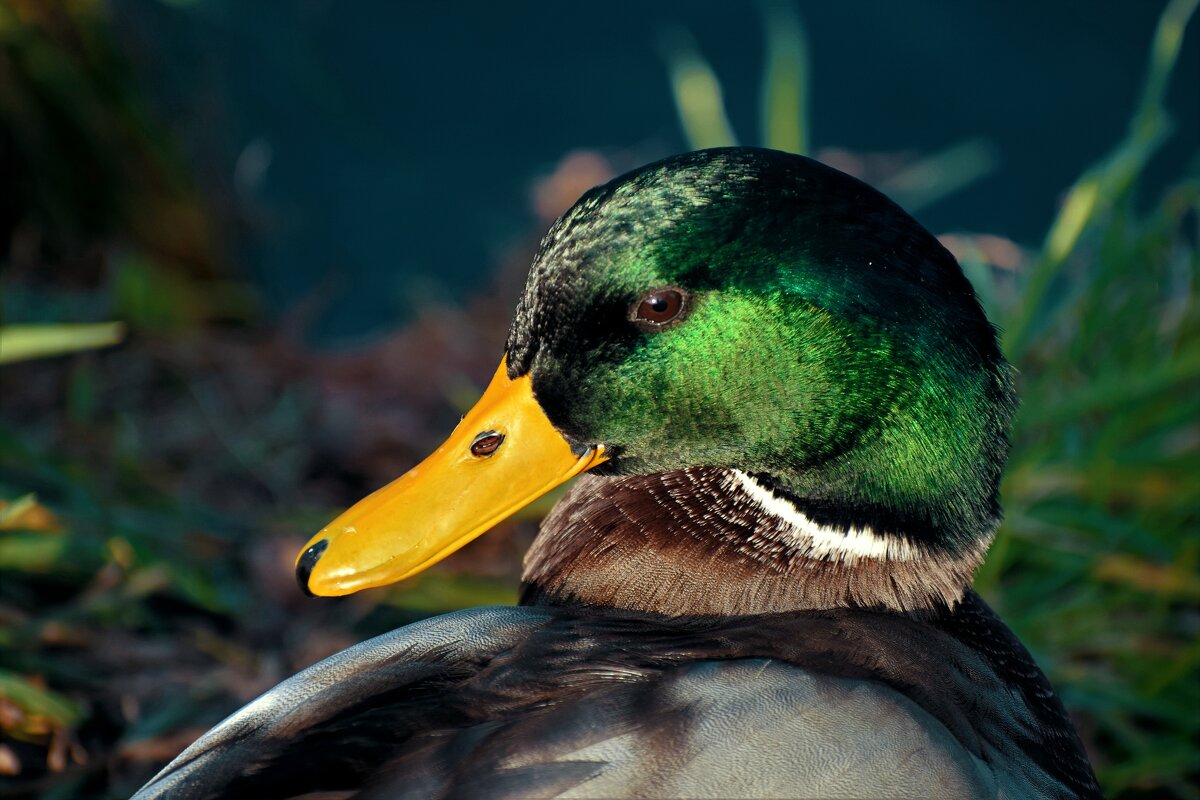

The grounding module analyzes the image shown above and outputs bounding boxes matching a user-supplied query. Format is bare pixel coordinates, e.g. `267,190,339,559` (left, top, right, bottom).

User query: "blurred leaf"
759,2,809,154
1004,0,1200,357
662,31,738,150
880,138,1000,213
0,322,123,364
0,494,62,532
0,669,83,733
0,531,101,573
0,529,68,569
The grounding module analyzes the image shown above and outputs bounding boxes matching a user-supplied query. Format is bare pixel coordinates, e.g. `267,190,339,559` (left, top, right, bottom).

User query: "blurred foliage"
0,0,212,274
979,1,1200,794
0,0,252,340
0,1,1197,798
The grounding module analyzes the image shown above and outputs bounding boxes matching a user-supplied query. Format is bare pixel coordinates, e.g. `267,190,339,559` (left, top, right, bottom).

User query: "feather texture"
136,597,1099,799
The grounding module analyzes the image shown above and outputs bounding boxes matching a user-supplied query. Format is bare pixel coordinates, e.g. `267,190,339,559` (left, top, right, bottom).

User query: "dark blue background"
113,1,1199,343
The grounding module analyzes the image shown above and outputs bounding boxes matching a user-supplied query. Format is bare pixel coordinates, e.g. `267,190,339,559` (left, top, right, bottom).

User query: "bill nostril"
296,539,330,598
470,430,504,457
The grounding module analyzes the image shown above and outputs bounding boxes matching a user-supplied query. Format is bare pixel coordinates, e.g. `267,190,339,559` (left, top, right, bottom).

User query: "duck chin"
520,468,993,618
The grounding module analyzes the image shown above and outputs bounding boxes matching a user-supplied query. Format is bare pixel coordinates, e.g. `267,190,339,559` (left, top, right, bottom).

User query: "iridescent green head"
505,148,1015,554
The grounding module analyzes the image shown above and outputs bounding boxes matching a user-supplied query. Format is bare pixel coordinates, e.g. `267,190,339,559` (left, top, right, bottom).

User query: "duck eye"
632,287,687,329
470,431,504,457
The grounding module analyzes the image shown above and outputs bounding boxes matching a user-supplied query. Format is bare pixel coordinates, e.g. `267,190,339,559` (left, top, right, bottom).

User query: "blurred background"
0,1,1197,797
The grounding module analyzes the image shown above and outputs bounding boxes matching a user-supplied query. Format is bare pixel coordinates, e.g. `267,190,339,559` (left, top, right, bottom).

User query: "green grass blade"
1004,0,1199,358
1017,348,1200,428
662,31,739,150
0,668,83,728
880,138,1000,213
759,2,809,154
0,322,125,364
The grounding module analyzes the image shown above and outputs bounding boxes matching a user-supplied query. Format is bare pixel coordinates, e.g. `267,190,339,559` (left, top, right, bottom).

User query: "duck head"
298,147,1016,614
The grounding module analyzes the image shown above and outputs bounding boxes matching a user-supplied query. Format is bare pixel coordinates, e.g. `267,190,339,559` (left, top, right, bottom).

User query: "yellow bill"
296,358,607,596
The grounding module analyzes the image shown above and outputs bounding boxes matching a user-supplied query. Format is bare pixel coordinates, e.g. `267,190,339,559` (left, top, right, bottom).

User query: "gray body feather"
135,604,1088,800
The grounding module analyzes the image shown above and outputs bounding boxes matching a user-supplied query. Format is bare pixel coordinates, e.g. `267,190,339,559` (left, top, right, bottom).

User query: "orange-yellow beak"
296,358,608,596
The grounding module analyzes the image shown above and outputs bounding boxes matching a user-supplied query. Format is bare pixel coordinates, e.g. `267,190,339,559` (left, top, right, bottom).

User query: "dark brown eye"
632,287,687,329
470,431,504,457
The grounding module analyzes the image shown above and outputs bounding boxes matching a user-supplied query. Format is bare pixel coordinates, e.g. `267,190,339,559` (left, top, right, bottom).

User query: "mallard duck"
135,148,1100,799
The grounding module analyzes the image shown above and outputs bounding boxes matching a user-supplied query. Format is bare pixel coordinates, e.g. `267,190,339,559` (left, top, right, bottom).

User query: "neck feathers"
521,468,991,617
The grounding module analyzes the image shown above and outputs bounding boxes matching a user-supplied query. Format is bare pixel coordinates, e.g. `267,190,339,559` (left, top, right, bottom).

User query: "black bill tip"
296,539,329,598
